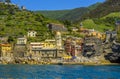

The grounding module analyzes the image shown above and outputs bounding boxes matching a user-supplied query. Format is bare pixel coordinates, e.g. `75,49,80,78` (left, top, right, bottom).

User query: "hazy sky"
11,0,105,11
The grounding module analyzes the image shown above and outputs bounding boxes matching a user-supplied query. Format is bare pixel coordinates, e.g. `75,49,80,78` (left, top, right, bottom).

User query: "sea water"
0,65,120,79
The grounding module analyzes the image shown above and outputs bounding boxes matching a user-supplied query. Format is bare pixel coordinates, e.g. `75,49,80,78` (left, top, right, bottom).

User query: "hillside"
37,10,70,20
83,0,120,19
0,2,59,42
37,0,120,22
36,2,101,22
80,0,120,42
81,12,120,32
59,7,89,22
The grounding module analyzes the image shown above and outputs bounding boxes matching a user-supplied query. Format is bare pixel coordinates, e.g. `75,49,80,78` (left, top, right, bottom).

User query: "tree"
8,36,14,43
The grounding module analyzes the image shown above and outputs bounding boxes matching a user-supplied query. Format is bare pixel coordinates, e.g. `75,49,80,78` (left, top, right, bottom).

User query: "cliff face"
105,43,120,63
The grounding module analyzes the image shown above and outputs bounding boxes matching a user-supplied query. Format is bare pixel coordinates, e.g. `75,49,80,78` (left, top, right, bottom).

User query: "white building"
30,42,44,50
27,31,37,37
17,37,27,45
21,6,26,10
71,27,78,32
89,28,95,33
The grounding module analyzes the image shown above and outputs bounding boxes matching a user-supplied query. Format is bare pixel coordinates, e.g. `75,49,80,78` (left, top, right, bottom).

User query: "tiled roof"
0,44,11,47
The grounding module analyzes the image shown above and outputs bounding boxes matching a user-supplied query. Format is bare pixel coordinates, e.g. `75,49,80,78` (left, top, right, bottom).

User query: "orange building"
88,31,105,40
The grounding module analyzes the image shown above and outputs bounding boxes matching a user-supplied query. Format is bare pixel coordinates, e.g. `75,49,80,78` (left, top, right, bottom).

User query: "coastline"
0,61,119,66
0,56,119,65
50,62,119,66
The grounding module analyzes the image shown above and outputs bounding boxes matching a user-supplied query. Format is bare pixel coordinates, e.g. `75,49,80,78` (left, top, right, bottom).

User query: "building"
44,39,64,58
88,29,95,33
83,37,103,57
115,21,120,32
28,42,43,58
30,42,43,50
21,6,26,10
74,38,83,56
14,44,27,58
64,40,72,55
71,27,78,32
64,37,82,57
27,31,37,37
87,30,104,40
0,44,13,58
47,23,67,32
111,31,117,39
29,40,56,50
105,31,117,42
105,31,111,42
0,37,8,43
55,32,62,49
14,36,27,57
28,41,56,58
17,37,27,45
44,40,56,49
28,39,64,58
79,23,88,33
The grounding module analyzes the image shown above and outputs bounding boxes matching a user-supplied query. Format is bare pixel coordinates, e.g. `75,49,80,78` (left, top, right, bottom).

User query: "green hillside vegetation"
1,0,120,42
102,12,120,18
37,0,120,24
36,10,70,20
59,7,89,22
87,2,102,10
84,0,120,19
82,12,120,32
81,0,120,42
0,3,60,42
82,19,113,32
36,2,101,22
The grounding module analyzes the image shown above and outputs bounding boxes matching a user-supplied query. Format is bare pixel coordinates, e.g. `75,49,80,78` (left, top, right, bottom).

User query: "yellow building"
43,40,56,49
88,31,105,40
96,32,102,39
29,40,60,58
101,33,106,41
30,40,56,50
0,44,12,58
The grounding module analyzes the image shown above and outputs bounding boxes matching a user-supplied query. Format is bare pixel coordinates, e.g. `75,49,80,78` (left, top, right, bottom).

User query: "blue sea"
0,65,120,79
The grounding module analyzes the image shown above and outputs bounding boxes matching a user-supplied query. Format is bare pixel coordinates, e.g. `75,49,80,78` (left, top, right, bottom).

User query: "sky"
11,0,105,11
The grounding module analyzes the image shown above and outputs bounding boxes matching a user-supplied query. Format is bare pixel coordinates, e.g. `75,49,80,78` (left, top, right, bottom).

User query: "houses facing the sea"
0,23,67,59
64,37,83,57
0,22,119,60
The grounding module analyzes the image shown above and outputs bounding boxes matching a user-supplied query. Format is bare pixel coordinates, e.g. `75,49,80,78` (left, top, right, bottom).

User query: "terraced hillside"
0,3,60,42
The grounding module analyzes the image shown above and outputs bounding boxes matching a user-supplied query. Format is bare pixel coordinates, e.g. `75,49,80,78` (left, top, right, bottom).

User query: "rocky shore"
0,55,118,65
